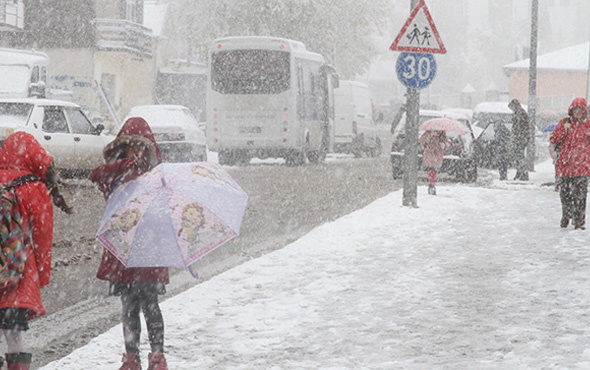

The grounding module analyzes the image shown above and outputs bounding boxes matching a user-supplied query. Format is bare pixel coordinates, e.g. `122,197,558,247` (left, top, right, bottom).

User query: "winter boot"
5,352,32,370
118,352,142,370
147,353,168,370
428,184,436,195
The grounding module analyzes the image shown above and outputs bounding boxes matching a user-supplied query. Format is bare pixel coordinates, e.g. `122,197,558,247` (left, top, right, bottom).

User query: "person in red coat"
90,117,169,370
550,97,590,229
0,132,72,369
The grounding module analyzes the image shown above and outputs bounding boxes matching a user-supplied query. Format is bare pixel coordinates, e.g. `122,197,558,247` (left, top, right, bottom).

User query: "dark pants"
559,176,588,227
497,151,508,180
513,143,528,180
121,283,165,354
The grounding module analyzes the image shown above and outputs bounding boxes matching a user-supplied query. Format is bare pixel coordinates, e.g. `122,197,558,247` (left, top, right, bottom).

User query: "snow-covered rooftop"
504,42,590,72
143,0,168,37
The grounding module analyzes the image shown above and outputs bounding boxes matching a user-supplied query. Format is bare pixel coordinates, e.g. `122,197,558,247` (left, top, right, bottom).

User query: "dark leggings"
560,176,588,227
121,288,164,354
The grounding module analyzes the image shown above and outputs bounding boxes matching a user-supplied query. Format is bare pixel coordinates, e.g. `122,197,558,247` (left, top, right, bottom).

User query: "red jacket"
550,98,590,178
91,117,169,284
0,132,54,319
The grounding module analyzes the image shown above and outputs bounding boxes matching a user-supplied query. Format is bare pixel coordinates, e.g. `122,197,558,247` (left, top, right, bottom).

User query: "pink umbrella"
419,117,468,135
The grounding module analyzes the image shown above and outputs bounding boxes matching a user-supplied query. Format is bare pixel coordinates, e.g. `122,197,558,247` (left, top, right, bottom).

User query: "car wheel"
391,156,403,179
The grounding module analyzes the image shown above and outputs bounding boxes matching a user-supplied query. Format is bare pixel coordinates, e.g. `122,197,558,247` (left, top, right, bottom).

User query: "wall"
508,69,585,113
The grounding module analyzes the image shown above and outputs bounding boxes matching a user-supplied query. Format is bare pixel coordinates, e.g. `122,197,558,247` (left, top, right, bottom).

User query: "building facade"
0,0,157,129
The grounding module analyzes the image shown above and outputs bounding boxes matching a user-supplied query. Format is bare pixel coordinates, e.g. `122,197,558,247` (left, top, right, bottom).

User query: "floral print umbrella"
96,162,248,276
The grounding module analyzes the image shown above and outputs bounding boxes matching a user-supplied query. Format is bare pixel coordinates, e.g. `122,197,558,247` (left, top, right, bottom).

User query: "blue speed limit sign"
395,52,437,89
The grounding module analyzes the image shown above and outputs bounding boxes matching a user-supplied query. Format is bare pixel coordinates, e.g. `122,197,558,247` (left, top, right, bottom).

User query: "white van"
333,80,381,157
0,48,49,99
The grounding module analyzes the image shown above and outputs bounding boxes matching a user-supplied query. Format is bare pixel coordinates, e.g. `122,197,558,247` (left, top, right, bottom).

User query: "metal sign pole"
402,87,420,207
526,0,538,171
402,0,420,207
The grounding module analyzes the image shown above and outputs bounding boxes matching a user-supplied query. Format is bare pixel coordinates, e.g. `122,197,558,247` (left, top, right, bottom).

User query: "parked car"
0,98,112,173
390,109,478,182
124,105,207,162
471,101,533,168
333,80,381,157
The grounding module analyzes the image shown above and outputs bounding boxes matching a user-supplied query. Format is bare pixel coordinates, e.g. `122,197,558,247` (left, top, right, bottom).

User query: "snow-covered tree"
169,0,391,79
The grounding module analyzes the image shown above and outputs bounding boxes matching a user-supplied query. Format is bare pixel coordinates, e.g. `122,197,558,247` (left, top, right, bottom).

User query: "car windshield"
0,102,34,127
474,112,512,128
480,122,513,141
0,66,30,96
211,49,290,94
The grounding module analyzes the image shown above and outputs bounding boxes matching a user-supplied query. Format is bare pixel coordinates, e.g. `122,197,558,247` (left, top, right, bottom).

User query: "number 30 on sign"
395,52,437,89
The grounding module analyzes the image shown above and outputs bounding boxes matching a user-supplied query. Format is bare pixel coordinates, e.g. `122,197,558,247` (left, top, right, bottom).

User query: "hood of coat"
0,132,53,179
568,97,588,120
103,117,162,169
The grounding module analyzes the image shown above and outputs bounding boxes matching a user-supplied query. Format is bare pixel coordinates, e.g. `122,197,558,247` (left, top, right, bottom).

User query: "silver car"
124,105,207,162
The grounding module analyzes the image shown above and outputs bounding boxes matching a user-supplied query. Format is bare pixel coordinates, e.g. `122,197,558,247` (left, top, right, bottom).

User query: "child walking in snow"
0,132,72,370
90,117,169,370
420,130,450,195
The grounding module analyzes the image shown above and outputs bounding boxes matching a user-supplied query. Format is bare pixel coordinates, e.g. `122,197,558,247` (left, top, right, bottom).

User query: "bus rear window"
211,50,290,94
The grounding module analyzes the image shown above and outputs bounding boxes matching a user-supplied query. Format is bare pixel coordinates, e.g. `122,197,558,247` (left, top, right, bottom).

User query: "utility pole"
526,0,538,171
402,0,420,208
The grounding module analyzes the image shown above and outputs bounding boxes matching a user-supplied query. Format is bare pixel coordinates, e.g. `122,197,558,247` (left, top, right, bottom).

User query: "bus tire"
218,150,236,166
308,137,327,164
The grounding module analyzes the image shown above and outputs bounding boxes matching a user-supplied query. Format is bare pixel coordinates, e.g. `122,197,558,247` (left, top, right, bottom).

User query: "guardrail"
94,18,152,57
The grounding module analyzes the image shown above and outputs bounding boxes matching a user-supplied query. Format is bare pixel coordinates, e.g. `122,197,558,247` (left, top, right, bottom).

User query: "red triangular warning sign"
390,0,446,54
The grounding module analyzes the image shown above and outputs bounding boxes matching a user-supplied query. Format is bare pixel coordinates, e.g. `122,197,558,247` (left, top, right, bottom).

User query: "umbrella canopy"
419,117,469,135
96,162,248,275
542,122,557,132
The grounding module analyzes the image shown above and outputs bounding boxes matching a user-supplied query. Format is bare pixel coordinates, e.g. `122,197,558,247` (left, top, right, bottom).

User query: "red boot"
147,353,168,370
118,352,142,370
5,352,32,370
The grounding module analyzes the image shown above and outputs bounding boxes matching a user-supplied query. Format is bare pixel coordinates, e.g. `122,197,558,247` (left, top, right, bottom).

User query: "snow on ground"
41,159,590,369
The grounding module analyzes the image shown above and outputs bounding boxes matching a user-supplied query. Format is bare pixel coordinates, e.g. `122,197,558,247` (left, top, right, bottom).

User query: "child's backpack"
0,174,45,291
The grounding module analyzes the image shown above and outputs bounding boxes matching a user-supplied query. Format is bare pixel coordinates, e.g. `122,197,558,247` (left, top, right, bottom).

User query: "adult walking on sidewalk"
550,97,590,230
420,130,449,195
508,99,530,181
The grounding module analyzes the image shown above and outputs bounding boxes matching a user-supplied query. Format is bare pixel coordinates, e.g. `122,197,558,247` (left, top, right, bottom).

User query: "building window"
126,0,137,22
1,0,25,29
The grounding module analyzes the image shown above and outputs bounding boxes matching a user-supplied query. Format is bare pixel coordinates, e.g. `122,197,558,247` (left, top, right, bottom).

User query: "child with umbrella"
420,129,450,195
90,117,169,370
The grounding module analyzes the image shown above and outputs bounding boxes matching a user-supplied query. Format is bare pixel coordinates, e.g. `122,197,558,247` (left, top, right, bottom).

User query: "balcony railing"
94,18,153,57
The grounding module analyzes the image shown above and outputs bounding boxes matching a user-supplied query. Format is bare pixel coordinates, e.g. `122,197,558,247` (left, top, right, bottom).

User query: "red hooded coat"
550,98,590,178
0,132,54,319
91,118,169,284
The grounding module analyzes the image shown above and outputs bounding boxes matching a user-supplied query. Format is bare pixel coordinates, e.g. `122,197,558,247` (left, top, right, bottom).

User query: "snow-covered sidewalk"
42,160,590,369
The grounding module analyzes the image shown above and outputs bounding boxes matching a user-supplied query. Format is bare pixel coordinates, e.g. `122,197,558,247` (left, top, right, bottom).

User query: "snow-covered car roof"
125,105,198,128
0,98,81,108
474,101,528,114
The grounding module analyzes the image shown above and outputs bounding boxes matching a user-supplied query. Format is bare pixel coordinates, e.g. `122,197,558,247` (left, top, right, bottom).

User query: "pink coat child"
420,130,450,194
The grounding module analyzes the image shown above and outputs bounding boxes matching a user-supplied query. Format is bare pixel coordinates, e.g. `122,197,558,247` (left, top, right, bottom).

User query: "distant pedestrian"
550,97,590,230
508,99,530,181
0,132,72,370
90,117,169,370
420,130,450,195
492,121,512,180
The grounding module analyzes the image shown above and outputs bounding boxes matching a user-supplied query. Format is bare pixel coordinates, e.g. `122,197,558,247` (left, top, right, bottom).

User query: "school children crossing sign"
390,0,446,54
